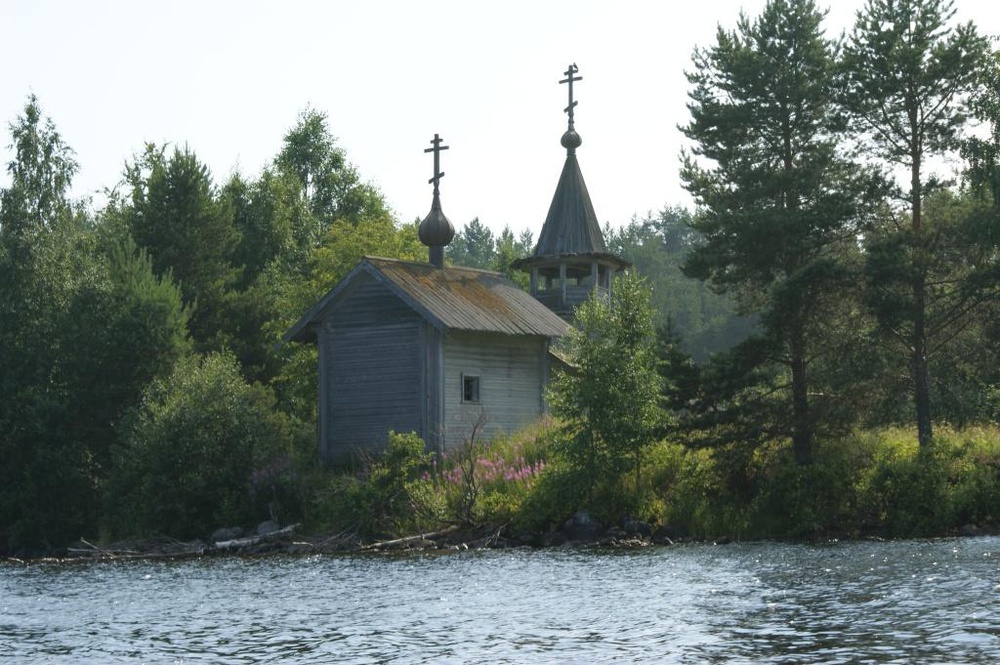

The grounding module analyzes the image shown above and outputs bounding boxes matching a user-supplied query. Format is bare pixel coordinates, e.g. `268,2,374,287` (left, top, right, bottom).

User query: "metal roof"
285,257,570,342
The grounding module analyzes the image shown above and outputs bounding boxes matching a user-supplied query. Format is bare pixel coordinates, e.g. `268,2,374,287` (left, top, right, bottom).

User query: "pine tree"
681,0,877,464
841,0,990,447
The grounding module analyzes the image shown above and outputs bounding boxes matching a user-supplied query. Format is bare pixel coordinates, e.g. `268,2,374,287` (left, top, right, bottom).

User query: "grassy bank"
294,422,1000,543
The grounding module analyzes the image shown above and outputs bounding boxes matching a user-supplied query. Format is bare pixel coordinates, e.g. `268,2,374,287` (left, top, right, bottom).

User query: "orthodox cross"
560,63,582,130
425,133,449,194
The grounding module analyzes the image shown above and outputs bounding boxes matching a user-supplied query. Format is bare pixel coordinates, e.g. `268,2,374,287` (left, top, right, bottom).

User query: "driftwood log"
66,537,205,560
56,522,525,561
361,525,461,551
64,525,303,560
213,524,300,550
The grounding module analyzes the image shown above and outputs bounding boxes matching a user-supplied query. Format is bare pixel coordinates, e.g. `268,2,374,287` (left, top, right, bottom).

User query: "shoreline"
6,521,998,565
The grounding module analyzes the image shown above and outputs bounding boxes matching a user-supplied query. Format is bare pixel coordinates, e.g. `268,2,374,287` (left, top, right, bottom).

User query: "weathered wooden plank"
441,332,547,449
326,322,422,453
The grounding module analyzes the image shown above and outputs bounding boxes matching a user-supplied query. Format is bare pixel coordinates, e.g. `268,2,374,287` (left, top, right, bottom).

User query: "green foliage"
516,461,591,531
0,98,193,553
864,191,1000,428
68,232,191,434
947,428,1000,527
746,440,863,538
860,448,950,537
548,272,663,519
931,324,1000,427
0,215,194,551
447,218,534,285
306,215,424,297
97,395,1000,545
681,0,881,464
429,421,552,527
447,217,495,269
841,0,992,448
963,49,1000,204
651,443,752,539
646,425,1000,540
0,94,79,235
306,422,559,537
275,106,390,227
715,426,1000,539
223,169,309,288
850,427,1000,537
106,353,294,539
119,145,240,351
841,0,988,169
606,209,755,361
492,226,534,286
311,431,436,538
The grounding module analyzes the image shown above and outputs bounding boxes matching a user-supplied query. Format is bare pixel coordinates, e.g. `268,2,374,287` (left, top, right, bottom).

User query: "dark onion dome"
561,129,582,152
420,132,455,253
419,195,455,247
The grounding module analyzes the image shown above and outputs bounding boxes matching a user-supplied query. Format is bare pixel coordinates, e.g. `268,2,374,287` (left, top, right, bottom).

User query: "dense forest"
3,0,1000,554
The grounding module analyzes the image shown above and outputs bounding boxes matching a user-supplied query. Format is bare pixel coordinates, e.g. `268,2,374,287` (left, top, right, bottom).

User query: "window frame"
461,373,481,404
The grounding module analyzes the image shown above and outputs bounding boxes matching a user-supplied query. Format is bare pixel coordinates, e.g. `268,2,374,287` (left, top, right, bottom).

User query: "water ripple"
2,538,999,662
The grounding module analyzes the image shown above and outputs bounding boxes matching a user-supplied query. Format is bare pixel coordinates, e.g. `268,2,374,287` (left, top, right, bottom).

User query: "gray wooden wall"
319,277,425,459
441,331,549,450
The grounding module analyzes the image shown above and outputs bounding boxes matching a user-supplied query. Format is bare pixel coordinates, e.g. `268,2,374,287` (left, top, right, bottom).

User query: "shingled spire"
513,64,629,321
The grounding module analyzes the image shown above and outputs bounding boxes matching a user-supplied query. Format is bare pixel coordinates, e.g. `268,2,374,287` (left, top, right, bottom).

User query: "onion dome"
419,194,455,247
561,129,582,153
419,133,454,267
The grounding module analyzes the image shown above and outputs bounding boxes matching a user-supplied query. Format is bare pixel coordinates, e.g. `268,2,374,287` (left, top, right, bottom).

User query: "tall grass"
300,422,1000,541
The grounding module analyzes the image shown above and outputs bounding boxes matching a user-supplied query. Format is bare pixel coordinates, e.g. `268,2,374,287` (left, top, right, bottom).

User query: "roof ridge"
363,255,505,277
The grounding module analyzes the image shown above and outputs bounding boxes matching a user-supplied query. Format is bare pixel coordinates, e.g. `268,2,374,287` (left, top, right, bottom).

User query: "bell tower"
513,64,629,321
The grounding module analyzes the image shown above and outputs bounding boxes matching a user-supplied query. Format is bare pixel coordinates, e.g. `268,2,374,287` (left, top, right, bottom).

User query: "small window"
462,374,480,404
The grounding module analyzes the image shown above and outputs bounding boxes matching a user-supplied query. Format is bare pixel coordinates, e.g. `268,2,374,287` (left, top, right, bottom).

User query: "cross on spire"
424,133,449,194
560,63,582,130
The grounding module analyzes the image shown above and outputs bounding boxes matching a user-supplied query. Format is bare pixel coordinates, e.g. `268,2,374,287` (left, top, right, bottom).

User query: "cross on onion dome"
424,133,449,194
560,63,582,131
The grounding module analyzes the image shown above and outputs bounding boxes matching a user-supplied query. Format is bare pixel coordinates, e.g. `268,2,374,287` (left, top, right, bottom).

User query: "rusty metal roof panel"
284,257,570,342
368,257,569,337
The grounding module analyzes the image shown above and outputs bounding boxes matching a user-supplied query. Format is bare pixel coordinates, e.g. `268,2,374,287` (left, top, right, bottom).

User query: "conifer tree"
123,146,240,350
841,0,990,447
681,0,876,464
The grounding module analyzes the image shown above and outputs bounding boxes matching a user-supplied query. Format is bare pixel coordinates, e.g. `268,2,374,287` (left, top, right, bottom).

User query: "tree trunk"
911,140,933,448
913,275,933,448
789,325,812,466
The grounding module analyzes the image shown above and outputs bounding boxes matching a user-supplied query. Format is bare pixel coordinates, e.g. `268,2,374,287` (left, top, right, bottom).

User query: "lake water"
2,537,999,663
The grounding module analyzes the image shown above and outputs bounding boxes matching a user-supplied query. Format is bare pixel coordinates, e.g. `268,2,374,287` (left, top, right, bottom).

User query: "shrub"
659,445,750,539
312,431,437,538
105,352,294,539
514,461,589,532
547,273,663,518
432,435,549,526
866,452,949,536
947,427,1000,528
747,439,864,539
304,422,1000,542
848,426,1000,537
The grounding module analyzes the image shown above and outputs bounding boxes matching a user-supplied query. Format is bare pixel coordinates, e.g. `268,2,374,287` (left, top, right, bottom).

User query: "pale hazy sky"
3,1,999,236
